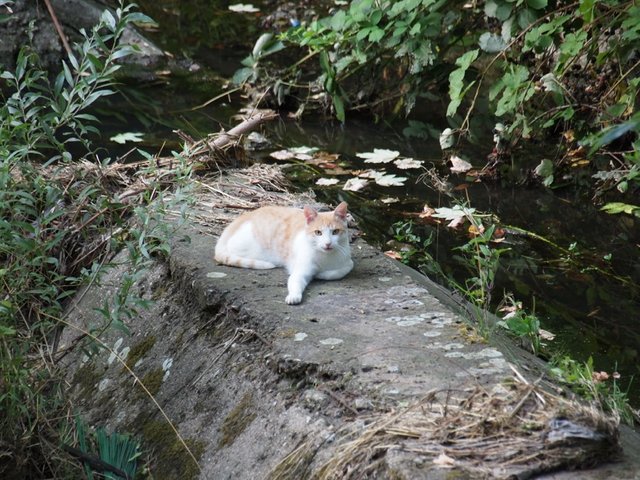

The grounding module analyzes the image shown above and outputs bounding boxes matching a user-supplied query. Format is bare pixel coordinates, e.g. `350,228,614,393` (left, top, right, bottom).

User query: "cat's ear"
303,206,318,224
334,201,348,220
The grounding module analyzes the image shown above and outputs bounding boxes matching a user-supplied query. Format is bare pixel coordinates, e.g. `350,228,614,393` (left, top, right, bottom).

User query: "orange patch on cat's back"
222,206,305,259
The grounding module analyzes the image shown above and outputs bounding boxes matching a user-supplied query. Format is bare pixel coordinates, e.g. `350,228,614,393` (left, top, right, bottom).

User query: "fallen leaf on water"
384,250,403,260
375,174,407,187
431,205,475,222
270,146,319,161
315,178,340,186
356,148,400,164
270,149,296,161
433,453,455,468
358,169,385,179
228,3,260,13
539,328,555,341
419,206,436,219
394,157,423,169
343,177,368,192
289,145,318,155
110,132,144,144
313,152,341,162
449,155,472,173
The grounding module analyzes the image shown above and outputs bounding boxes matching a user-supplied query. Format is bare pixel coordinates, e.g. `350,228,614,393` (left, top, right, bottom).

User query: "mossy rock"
142,420,206,480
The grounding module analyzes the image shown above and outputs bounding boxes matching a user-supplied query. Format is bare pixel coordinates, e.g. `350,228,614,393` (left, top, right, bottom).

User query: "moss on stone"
122,335,156,372
142,420,206,480
137,367,164,400
72,361,103,398
219,391,256,448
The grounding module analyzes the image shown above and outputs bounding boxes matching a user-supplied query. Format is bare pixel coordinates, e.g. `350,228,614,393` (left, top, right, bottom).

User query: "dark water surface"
108,1,640,405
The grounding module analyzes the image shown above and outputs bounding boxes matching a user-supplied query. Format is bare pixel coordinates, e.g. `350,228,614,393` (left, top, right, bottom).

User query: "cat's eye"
314,230,322,236
332,229,341,235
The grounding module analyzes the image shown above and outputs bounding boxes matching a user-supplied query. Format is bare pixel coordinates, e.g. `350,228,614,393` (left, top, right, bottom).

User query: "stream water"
104,1,639,407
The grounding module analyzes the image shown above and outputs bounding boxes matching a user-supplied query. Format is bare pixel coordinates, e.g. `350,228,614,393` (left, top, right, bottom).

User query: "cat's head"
303,202,349,252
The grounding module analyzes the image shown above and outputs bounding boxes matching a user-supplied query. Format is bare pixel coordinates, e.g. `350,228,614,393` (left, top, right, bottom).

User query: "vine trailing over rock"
235,0,639,199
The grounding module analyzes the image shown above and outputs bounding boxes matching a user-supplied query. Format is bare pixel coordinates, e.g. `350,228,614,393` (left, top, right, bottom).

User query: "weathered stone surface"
0,0,165,73
59,173,640,479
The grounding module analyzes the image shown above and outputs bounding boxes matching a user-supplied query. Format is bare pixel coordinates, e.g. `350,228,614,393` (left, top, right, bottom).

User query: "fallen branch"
209,110,279,150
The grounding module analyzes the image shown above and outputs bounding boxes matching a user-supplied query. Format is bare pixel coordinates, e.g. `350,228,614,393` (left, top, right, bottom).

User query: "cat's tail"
215,252,276,269
214,242,276,270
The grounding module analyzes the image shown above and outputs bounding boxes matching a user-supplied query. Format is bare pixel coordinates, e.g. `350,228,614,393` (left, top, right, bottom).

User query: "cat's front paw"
286,293,302,305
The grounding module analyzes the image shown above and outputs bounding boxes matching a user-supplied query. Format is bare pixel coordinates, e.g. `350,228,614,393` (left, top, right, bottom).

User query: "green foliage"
75,416,141,480
241,0,640,193
391,220,434,265
0,2,192,476
276,0,460,119
600,202,640,217
454,222,510,309
232,33,285,85
550,355,636,425
447,49,479,118
496,295,542,355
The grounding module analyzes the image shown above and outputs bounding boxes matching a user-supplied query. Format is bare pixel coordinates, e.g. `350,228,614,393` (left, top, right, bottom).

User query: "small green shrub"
0,2,192,476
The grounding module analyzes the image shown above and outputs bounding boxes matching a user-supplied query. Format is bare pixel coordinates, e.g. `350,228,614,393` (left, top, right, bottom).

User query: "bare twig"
43,0,72,57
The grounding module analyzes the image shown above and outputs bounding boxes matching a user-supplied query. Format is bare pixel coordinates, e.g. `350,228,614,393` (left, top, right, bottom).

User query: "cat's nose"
324,243,332,250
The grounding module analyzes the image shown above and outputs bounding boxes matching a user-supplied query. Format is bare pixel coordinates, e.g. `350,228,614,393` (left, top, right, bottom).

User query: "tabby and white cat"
214,202,353,304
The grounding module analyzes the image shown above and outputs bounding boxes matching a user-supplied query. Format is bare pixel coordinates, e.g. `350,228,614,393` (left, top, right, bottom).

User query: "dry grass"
167,163,318,231
270,367,620,480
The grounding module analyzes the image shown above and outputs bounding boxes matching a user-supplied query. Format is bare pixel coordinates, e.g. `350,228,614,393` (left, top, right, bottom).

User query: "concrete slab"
59,170,640,479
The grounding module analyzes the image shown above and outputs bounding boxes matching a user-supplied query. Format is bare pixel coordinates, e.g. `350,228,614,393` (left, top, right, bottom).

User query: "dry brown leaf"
419,206,436,218
384,250,403,260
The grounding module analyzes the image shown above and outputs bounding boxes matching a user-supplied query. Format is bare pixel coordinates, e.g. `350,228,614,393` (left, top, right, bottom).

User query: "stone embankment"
60,166,640,479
